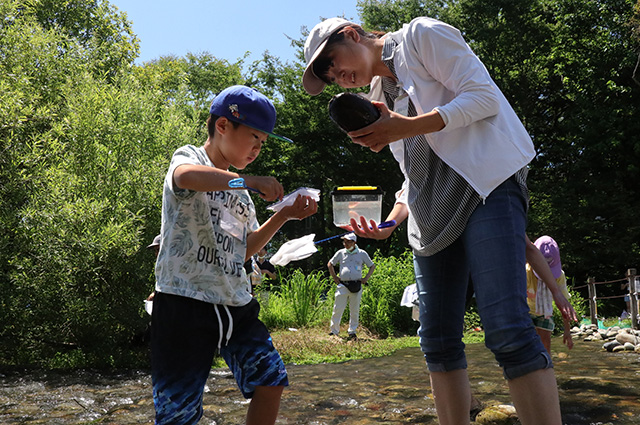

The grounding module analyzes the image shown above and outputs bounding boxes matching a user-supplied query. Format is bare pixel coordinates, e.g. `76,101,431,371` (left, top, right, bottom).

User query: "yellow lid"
336,186,378,191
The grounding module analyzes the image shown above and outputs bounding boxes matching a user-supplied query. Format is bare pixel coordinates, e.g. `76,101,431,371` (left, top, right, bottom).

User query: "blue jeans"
414,177,551,380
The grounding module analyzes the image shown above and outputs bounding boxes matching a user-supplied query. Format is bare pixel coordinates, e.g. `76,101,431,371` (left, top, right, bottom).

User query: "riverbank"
572,322,640,352
212,326,485,368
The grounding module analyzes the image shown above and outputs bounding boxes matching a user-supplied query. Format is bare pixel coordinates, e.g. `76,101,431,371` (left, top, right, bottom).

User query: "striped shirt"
381,37,529,256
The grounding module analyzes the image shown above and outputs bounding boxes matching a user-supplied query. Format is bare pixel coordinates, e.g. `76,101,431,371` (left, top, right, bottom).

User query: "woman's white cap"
303,17,356,95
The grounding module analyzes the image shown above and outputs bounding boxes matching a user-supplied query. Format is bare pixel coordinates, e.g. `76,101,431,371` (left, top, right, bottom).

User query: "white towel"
535,279,554,318
270,234,317,266
401,284,419,307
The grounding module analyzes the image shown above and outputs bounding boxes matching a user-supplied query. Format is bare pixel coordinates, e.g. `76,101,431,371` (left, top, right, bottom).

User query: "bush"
259,270,333,329
360,250,418,337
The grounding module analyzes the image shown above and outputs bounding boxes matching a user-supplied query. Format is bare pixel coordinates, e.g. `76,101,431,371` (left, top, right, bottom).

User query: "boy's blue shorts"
151,292,288,425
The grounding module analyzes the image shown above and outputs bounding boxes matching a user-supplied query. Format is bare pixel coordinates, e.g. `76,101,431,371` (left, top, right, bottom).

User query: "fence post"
628,268,638,330
587,277,597,326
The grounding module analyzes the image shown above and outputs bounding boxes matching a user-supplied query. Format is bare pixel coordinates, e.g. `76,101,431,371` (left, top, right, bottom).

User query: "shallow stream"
1,339,639,424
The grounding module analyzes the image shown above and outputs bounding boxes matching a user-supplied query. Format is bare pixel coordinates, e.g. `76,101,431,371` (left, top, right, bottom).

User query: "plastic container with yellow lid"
331,186,384,227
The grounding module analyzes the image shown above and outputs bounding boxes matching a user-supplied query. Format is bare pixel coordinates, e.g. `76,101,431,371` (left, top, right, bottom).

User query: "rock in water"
475,404,519,425
328,92,381,133
616,332,639,345
603,340,622,352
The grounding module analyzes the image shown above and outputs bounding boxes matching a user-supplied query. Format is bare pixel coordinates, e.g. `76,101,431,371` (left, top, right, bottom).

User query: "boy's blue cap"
209,85,292,143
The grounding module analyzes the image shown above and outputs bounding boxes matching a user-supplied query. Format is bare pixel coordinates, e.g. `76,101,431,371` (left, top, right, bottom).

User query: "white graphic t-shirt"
155,145,258,307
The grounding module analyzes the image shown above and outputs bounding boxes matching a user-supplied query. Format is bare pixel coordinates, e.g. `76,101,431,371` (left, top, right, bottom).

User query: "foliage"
259,269,334,329
601,317,632,328
0,0,244,367
360,250,418,337
260,250,419,337
464,303,483,331
270,326,419,365
261,270,331,328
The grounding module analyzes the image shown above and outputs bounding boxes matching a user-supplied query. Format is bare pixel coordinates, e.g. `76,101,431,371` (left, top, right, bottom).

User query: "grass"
212,325,485,368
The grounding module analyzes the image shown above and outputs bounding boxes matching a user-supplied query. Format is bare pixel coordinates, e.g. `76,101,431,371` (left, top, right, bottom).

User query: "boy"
152,85,317,425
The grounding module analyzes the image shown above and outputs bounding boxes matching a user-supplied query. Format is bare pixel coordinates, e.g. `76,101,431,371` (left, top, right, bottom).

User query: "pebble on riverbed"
474,404,519,425
571,323,640,352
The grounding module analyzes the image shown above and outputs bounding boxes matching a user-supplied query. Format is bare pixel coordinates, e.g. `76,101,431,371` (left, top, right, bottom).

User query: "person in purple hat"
151,85,318,425
526,236,574,354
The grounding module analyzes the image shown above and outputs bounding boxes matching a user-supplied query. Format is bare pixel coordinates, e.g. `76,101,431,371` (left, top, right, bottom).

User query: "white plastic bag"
267,187,321,212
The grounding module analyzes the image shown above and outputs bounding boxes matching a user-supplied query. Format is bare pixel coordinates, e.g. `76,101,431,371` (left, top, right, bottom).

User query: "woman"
302,17,562,425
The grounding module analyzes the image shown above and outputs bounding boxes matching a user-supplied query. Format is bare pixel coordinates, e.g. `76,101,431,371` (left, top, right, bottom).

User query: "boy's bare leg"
508,368,562,425
430,369,472,425
246,385,284,425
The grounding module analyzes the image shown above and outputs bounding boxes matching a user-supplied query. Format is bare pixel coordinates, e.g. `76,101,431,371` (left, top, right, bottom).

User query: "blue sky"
109,0,361,66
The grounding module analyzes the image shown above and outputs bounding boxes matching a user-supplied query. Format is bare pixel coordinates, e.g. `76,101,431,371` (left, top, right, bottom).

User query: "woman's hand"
348,101,445,152
552,292,578,323
347,102,407,152
345,216,395,240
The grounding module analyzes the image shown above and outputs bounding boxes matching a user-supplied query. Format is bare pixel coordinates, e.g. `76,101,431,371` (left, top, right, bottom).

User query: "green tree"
22,0,139,79
0,0,246,366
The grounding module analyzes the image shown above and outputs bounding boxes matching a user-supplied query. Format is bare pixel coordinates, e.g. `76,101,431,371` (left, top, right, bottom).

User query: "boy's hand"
277,195,318,221
244,176,284,202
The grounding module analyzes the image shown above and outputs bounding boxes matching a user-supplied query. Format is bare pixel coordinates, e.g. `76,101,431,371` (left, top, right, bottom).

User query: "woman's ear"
341,26,361,43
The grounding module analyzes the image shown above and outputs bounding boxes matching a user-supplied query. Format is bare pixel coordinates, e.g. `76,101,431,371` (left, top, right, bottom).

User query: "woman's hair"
207,114,240,138
313,25,384,85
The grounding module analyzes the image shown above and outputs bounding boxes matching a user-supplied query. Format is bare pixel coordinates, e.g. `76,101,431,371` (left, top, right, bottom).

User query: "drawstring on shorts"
213,304,234,351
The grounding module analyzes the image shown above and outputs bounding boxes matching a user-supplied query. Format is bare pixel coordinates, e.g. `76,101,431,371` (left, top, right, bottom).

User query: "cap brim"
533,263,562,280
269,132,294,143
303,65,327,96
303,38,331,96
230,120,294,144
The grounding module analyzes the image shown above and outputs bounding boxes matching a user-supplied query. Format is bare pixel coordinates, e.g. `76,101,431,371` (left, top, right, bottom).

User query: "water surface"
0,339,638,424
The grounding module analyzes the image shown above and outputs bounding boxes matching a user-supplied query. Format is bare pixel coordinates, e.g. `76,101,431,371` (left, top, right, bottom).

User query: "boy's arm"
245,195,318,259
173,164,284,201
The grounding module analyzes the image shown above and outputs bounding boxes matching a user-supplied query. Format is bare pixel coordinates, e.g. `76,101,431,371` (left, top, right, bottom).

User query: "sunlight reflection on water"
0,339,638,424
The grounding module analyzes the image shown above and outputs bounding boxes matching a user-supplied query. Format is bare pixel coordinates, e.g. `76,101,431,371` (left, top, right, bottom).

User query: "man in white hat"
327,233,375,339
